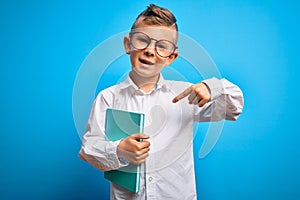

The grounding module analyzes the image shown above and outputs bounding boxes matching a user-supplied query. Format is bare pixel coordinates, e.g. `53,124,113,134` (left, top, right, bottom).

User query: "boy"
79,4,244,200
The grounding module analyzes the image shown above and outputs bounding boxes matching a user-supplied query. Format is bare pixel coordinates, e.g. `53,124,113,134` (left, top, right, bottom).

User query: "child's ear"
123,36,131,54
165,51,178,66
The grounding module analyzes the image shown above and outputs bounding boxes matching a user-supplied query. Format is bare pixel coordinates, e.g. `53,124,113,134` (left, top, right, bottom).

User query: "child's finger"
188,91,197,103
131,133,150,141
172,87,192,103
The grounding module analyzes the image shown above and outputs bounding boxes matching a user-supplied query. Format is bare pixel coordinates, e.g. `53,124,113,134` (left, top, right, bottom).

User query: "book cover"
104,108,145,193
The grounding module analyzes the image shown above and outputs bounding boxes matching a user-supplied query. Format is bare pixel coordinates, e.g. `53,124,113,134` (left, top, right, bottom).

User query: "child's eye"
157,44,167,49
157,41,170,50
137,37,149,44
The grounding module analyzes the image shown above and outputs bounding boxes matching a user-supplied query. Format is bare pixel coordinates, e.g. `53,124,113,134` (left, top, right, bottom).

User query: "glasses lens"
156,40,175,57
130,32,176,57
131,32,150,50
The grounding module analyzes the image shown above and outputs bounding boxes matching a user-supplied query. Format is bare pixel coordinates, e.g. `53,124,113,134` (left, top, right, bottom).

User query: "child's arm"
173,77,244,121
78,90,151,171
78,92,126,172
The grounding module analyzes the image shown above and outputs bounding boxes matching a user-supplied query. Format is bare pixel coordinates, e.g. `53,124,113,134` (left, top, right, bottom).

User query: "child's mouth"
139,58,154,65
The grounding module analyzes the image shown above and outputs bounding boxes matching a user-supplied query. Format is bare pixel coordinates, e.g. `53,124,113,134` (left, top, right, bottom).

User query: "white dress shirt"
79,74,244,200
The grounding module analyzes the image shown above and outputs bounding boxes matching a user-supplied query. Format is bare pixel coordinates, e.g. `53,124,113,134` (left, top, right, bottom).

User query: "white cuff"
202,77,223,100
106,140,129,169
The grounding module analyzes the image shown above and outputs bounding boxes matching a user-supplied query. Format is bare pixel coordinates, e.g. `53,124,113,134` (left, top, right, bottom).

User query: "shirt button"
148,177,153,182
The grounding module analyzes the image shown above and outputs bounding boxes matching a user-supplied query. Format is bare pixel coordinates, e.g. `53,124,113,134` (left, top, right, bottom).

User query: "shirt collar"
118,73,170,93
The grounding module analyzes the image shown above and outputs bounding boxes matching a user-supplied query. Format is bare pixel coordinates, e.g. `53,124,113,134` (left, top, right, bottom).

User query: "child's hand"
172,82,211,107
117,133,150,165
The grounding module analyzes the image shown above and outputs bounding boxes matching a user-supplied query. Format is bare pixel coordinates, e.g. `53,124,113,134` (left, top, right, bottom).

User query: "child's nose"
144,40,156,56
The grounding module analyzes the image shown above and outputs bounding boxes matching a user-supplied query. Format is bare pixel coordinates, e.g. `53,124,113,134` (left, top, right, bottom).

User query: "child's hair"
131,4,178,32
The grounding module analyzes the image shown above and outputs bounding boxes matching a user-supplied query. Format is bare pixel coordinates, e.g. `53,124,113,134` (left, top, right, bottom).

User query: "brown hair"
131,4,178,32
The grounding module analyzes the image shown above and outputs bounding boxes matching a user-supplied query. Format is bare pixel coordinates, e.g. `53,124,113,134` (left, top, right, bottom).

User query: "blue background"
1,0,299,199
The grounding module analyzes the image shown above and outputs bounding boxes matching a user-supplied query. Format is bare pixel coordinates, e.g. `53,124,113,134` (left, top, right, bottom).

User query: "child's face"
124,23,178,78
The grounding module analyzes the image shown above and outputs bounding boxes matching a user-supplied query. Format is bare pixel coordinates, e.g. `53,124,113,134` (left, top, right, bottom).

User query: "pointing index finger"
172,87,192,103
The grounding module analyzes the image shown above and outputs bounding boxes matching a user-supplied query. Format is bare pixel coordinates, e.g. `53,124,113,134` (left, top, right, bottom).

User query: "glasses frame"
129,31,178,58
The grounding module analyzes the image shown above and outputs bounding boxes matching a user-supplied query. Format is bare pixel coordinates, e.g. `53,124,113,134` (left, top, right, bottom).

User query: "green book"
104,108,145,193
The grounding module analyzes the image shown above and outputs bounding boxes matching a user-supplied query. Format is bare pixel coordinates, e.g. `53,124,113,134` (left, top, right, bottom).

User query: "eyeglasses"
129,32,177,58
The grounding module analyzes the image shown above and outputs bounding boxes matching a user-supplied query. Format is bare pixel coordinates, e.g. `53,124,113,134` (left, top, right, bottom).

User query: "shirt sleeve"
194,77,244,122
78,91,128,171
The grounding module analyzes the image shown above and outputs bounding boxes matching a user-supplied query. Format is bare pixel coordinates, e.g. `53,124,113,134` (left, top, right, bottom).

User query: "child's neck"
129,71,159,93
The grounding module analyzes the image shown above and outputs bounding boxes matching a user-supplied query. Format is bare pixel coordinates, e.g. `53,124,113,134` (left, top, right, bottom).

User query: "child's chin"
133,68,159,78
